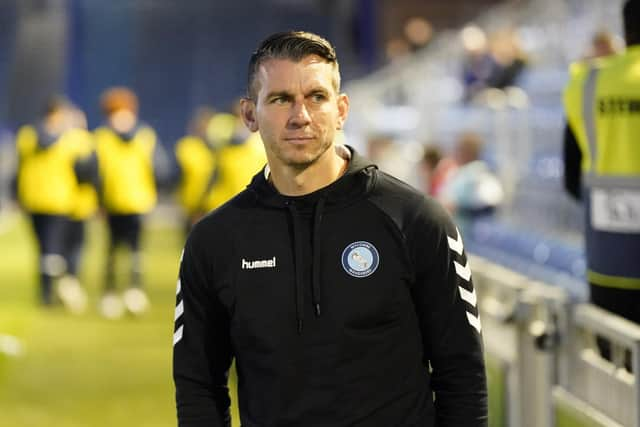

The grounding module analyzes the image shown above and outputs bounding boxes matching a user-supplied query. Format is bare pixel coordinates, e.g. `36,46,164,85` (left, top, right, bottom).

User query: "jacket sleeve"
563,121,582,201
408,199,488,426
152,135,178,191
74,151,100,187
173,232,233,427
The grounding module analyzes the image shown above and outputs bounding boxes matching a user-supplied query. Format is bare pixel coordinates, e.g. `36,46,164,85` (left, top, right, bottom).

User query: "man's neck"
268,145,349,196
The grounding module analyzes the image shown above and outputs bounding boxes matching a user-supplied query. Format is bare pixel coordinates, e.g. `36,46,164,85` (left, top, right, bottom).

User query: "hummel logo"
242,257,277,269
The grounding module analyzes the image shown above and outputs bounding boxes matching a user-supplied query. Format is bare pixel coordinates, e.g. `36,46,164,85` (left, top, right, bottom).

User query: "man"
15,97,90,309
440,132,503,236
94,86,169,318
173,31,487,426
175,106,218,233
203,102,267,212
563,0,640,326
57,104,98,314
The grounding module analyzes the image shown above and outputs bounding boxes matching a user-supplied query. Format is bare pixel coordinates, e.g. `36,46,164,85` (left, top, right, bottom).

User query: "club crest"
341,241,379,278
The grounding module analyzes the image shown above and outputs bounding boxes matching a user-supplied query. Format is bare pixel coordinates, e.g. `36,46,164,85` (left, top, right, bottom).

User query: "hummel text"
242,257,277,269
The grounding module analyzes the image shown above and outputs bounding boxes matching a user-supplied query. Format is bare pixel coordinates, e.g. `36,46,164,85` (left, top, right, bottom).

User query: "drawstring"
286,196,326,334
311,197,326,318
287,202,305,334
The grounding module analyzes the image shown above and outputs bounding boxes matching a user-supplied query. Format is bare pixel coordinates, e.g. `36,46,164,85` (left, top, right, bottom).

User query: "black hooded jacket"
173,147,487,427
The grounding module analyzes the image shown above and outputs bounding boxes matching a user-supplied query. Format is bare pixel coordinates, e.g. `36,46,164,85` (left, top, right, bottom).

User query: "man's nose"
288,101,311,127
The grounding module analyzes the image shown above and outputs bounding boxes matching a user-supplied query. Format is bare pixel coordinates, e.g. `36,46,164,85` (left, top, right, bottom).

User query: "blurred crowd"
368,131,504,237
460,26,528,103
8,87,266,319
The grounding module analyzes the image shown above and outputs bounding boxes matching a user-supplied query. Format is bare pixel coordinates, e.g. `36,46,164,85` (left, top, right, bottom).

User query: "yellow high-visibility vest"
174,135,216,215
563,46,640,290
204,132,266,211
95,126,157,214
17,125,82,215
564,49,640,176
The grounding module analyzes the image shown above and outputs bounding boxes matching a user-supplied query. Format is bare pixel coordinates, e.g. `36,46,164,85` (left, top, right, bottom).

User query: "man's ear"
240,98,259,132
336,93,349,130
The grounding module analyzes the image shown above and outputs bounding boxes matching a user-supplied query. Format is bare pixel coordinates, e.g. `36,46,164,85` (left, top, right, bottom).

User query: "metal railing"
471,254,639,426
553,304,640,427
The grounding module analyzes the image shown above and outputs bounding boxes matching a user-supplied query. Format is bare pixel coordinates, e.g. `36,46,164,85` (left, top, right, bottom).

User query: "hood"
104,121,144,141
246,145,377,212
245,145,377,333
36,123,63,149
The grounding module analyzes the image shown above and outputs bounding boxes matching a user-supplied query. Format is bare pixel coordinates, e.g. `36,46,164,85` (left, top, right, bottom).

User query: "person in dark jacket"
173,31,488,427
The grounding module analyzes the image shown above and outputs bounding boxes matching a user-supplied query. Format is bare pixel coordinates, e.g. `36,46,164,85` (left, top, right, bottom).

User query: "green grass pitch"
0,211,240,427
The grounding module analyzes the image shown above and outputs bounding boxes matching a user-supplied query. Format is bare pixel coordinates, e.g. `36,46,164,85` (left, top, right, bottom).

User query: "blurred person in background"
460,25,495,102
173,30,487,426
174,106,218,234
485,28,528,90
419,144,457,198
201,99,267,211
94,86,170,319
57,103,98,314
15,96,92,311
563,0,640,331
460,26,527,102
440,132,504,235
584,30,621,60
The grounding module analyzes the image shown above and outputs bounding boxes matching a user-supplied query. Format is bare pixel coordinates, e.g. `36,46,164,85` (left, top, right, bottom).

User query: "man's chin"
283,157,315,170
276,143,331,170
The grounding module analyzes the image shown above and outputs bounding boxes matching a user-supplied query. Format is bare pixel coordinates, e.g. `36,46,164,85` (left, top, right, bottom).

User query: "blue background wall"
2,0,367,147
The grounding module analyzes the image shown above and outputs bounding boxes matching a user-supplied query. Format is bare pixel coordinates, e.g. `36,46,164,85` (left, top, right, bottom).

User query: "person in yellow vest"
563,0,640,331
15,97,91,310
57,105,99,314
175,103,267,231
202,102,267,211
174,106,217,233
94,87,169,319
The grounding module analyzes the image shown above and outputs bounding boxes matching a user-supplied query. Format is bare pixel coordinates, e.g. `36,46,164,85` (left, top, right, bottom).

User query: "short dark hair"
246,31,340,100
43,95,70,117
100,86,139,116
422,145,443,169
624,0,640,45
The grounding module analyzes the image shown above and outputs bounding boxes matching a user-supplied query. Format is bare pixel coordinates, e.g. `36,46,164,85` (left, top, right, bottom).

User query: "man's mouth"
284,136,314,144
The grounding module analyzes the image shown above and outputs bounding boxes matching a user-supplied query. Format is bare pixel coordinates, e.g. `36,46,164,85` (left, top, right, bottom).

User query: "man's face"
241,54,349,170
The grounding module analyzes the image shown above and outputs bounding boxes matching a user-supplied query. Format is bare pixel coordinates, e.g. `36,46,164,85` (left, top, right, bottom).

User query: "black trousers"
591,284,640,324
591,284,638,371
65,219,86,276
30,214,70,304
105,213,143,291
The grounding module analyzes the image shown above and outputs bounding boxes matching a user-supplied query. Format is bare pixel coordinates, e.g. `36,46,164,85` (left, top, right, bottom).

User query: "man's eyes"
269,93,327,105
271,97,289,105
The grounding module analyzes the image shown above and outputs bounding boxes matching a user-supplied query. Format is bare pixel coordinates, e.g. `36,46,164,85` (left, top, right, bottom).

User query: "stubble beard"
277,137,332,171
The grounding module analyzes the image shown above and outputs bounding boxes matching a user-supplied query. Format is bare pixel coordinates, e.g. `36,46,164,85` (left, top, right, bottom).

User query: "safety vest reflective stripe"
588,270,640,290
584,173,640,189
582,67,599,175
